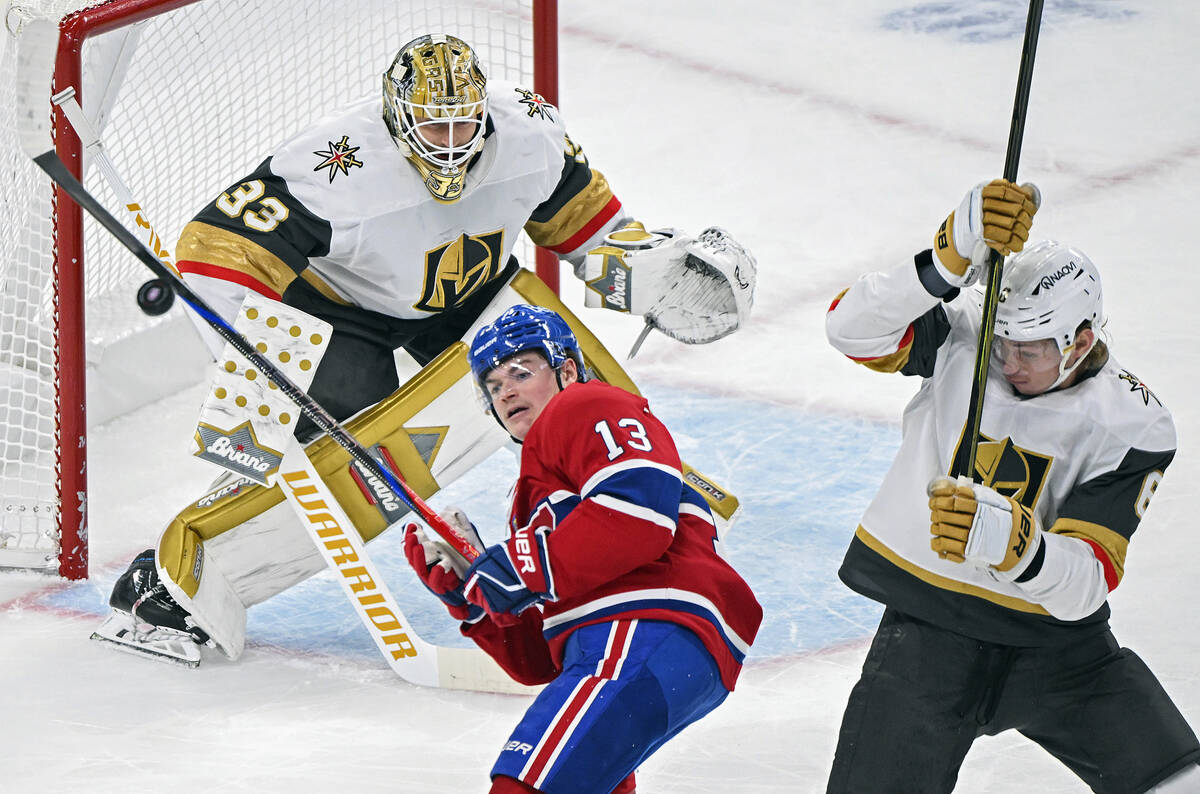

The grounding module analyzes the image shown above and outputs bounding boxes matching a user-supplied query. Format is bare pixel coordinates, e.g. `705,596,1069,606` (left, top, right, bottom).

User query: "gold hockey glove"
928,476,1042,576
932,179,1040,289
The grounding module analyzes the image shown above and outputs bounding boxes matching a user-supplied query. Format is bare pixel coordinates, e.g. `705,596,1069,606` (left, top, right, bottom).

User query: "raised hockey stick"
951,0,1045,481
13,17,477,564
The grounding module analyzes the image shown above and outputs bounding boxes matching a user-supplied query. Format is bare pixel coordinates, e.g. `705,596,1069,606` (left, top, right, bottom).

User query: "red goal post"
0,0,559,579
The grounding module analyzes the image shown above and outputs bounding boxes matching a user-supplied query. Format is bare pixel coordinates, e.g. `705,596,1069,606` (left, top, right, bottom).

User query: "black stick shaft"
953,0,1045,481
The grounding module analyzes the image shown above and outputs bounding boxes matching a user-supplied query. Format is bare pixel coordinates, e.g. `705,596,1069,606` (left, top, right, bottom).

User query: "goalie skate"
90,612,203,668
91,548,214,667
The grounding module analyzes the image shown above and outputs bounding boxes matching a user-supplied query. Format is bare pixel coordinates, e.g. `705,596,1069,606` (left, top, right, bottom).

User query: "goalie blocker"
104,269,741,661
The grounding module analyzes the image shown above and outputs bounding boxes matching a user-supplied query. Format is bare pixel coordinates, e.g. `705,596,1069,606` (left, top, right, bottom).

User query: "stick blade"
10,15,59,159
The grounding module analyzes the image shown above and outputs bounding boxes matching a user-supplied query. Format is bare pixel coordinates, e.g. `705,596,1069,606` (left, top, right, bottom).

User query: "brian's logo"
194,423,283,485
585,250,632,312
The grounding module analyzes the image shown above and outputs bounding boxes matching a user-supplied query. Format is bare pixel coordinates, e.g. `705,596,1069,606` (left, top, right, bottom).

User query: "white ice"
3,1,1199,791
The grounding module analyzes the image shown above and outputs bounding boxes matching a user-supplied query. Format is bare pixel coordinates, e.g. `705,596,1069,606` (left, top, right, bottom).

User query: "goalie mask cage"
0,0,559,579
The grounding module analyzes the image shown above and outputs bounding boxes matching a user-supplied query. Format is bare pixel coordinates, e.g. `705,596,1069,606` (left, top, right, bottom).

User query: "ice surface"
2,1,1198,791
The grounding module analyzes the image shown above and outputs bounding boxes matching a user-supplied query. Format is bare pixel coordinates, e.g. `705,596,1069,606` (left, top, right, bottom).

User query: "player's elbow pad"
1013,532,1110,622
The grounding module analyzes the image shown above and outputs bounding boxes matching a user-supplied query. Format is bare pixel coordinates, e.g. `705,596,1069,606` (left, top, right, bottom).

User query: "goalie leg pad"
147,340,512,655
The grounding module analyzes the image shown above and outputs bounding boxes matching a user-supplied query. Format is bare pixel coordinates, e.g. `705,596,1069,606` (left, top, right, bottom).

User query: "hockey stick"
13,17,477,563
952,0,1045,481
50,86,175,270
277,437,528,692
51,85,177,314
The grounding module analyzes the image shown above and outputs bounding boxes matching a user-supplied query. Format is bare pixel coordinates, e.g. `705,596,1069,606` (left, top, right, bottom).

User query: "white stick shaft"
52,87,175,268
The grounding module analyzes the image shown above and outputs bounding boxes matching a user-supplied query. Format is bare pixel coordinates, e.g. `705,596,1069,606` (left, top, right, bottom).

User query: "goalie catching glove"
929,179,1041,294
583,222,756,344
403,507,485,623
927,476,1042,579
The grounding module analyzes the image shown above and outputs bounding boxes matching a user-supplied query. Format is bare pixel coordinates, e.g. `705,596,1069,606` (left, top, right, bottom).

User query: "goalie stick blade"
11,15,60,160
90,614,202,668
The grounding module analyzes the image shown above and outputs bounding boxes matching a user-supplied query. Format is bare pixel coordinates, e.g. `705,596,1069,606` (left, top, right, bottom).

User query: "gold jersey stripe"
1050,517,1128,584
298,268,351,305
176,221,300,297
524,168,617,250
855,524,1051,615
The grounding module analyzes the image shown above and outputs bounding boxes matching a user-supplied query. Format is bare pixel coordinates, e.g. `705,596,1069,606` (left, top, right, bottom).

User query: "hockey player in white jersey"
824,180,1200,793
96,34,755,667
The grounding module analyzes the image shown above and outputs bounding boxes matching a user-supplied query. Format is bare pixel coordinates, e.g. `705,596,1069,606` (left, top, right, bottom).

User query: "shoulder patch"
514,86,553,119
1117,369,1163,407
312,135,364,183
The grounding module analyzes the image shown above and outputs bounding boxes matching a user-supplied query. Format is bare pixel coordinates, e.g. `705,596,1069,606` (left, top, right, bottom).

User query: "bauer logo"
503,741,534,755
194,423,283,486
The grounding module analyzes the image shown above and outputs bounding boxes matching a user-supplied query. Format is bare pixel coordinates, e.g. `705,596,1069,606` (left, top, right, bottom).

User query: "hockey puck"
136,278,175,316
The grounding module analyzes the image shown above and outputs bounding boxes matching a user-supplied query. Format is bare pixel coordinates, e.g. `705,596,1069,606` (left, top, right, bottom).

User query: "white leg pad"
156,527,247,660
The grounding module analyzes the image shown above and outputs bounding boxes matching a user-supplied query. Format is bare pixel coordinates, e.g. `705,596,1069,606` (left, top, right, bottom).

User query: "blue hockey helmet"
469,305,584,386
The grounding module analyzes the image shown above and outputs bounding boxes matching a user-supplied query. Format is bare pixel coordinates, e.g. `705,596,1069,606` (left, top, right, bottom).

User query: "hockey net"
0,0,558,578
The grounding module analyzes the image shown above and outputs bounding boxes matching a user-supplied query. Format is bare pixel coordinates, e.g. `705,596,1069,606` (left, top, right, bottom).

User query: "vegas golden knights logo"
950,430,1052,510
414,230,506,312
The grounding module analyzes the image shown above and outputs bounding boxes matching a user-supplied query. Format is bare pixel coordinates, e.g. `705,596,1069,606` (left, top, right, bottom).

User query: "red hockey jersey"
464,380,761,690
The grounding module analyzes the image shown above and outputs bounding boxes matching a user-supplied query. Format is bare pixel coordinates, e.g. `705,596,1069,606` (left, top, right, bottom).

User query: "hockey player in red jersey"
823,180,1200,792
403,305,762,794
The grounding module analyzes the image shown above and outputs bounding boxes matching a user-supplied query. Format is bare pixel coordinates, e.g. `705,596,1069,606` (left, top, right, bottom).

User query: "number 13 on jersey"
594,418,653,460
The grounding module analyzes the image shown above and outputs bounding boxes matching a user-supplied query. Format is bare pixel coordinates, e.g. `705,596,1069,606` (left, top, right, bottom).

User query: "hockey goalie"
92,33,756,668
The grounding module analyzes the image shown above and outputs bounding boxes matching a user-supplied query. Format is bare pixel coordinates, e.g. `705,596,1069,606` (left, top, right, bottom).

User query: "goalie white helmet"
382,34,488,203
994,239,1103,353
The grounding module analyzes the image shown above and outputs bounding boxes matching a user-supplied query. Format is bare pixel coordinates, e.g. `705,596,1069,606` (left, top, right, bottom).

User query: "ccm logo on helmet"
1032,261,1079,294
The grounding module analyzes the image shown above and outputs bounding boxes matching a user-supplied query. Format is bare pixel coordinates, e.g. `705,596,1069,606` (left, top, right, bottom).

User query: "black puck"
136,278,175,316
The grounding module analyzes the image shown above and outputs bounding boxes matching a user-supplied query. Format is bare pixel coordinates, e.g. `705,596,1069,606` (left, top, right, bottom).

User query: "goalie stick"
12,17,477,565
50,84,176,315
952,0,1045,481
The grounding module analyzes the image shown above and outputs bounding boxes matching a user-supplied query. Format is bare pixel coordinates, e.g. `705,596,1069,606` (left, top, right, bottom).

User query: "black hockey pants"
826,608,1200,794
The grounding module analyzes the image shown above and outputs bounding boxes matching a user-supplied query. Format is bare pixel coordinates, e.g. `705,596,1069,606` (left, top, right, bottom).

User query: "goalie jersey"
826,255,1175,647
174,81,626,324
463,381,762,690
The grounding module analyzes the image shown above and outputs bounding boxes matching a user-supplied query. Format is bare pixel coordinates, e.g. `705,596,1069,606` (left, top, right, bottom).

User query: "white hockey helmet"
993,240,1104,391
994,240,1103,354
382,34,488,202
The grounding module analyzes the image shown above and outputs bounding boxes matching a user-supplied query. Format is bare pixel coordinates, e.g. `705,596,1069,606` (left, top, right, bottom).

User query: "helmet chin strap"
1048,336,1094,391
